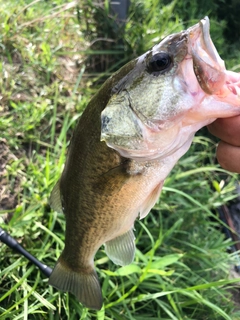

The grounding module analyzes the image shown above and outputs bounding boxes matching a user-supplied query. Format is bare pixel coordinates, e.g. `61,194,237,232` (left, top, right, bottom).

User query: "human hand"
208,116,240,173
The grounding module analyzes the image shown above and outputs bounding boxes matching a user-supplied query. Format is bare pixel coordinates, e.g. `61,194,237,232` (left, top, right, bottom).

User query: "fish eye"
147,52,172,75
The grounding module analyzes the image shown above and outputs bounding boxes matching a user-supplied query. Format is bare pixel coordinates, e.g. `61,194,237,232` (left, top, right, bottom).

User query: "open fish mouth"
190,17,240,102
189,17,226,94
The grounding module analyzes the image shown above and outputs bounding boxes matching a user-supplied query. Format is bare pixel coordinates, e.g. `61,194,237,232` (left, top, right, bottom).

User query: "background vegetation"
1,0,240,319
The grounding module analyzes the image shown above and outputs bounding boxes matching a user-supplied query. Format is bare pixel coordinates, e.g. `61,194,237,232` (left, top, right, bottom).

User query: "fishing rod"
0,227,52,277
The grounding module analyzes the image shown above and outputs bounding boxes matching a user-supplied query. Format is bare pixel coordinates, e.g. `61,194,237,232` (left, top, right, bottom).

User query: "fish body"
49,17,240,309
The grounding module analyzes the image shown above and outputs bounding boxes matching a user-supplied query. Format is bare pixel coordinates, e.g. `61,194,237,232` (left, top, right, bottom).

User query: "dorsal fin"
49,180,63,213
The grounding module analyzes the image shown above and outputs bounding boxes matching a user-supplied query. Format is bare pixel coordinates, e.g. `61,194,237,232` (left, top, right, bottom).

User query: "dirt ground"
0,139,21,214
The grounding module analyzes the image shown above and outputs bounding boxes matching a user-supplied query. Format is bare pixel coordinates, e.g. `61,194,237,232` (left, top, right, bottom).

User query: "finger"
216,140,240,173
208,116,240,147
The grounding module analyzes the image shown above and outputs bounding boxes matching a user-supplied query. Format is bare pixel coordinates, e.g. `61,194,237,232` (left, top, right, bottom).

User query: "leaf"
212,180,221,193
103,264,142,277
150,254,183,269
147,269,175,276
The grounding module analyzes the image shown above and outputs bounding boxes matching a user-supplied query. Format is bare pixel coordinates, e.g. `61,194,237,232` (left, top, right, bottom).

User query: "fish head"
101,17,240,160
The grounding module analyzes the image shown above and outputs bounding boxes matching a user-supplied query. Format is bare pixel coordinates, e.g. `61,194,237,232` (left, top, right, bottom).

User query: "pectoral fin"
105,229,135,266
49,180,63,213
139,182,163,219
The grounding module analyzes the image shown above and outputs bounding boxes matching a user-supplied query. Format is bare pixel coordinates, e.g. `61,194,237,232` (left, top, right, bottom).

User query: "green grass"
1,0,240,319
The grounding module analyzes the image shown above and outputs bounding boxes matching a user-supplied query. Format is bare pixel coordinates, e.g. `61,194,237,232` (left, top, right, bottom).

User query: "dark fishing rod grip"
0,227,52,277
0,227,19,249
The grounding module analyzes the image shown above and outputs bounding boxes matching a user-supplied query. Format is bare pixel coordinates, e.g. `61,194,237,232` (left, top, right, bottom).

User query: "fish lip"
188,16,222,66
199,17,220,66
189,17,226,94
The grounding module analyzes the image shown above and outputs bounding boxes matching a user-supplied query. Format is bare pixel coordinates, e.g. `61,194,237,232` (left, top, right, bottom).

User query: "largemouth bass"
49,17,240,309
